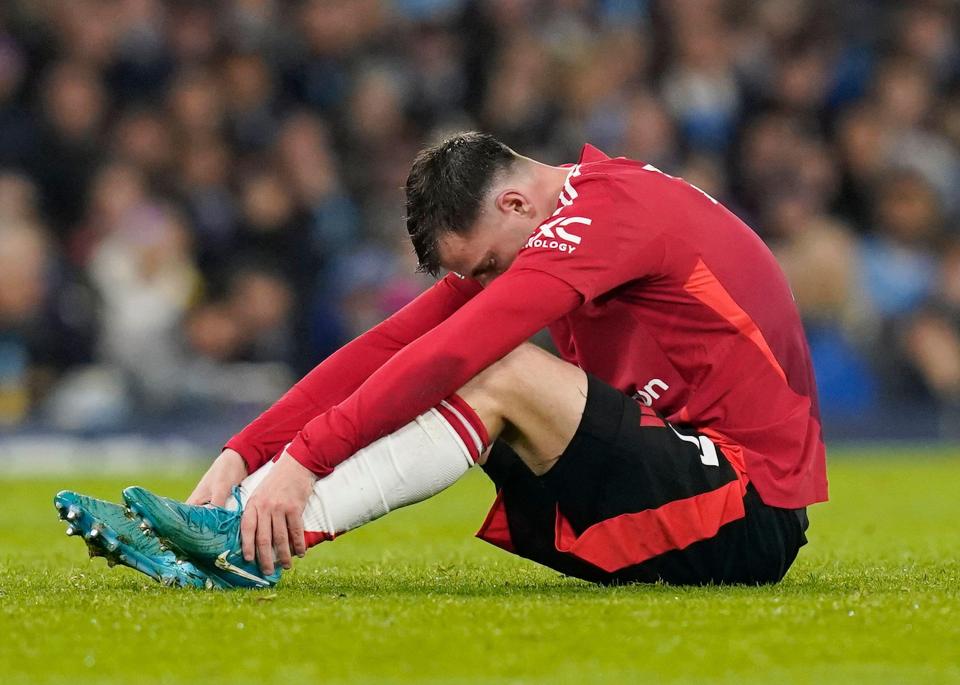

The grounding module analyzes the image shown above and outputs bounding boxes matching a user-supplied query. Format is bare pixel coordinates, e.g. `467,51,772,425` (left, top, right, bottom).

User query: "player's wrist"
218,448,250,476
223,434,270,472
285,439,332,479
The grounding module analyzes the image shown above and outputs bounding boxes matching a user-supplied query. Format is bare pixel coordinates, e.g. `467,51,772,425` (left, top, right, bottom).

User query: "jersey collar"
578,143,611,164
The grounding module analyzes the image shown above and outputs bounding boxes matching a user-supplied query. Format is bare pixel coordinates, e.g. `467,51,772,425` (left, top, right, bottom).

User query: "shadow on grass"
5,557,958,604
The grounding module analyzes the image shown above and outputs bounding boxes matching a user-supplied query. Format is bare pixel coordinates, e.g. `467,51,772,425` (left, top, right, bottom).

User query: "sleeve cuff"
223,437,263,474
286,435,334,479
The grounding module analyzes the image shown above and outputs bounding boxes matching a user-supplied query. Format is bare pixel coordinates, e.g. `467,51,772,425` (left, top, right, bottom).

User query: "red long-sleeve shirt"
231,144,828,509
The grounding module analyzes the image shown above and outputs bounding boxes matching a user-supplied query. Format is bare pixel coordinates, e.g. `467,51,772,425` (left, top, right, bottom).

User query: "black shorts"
476,374,808,585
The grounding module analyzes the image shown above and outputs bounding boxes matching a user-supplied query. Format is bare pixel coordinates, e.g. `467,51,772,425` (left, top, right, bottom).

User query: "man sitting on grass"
57,132,826,588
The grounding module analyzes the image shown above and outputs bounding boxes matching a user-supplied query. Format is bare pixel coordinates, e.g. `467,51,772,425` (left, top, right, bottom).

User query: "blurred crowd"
0,0,959,436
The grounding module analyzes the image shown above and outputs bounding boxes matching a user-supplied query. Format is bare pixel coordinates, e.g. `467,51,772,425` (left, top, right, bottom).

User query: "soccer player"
60,132,826,588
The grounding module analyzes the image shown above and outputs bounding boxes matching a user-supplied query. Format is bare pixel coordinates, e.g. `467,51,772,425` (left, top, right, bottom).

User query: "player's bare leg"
456,342,588,475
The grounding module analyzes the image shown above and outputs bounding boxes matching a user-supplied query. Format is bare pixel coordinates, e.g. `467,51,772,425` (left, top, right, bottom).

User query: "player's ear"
495,190,529,216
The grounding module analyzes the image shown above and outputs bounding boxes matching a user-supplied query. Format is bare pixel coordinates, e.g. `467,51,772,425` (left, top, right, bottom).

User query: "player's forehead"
437,229,484,274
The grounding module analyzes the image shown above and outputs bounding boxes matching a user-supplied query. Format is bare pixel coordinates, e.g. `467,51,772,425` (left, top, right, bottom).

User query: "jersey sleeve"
513,168,666,301
285,268,582,477
225,273,482,472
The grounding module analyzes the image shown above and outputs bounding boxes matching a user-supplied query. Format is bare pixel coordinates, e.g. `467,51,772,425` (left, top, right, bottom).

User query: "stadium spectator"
0,0,958,439
0,220,50,425
0,173,97,424
87,201,199,406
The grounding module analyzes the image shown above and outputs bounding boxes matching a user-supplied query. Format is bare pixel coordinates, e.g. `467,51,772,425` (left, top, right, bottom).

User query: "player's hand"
240,450,316,574
186,449,248,507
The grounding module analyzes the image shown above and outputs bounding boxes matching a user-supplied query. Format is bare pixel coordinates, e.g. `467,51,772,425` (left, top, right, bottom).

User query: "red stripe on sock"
304,530,335,547
436,403,481,461
445,393,490,447
435,394,489,462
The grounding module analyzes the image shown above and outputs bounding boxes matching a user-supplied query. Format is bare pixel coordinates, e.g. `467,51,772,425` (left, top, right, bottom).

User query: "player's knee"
497,343,546,381
468,343,542,404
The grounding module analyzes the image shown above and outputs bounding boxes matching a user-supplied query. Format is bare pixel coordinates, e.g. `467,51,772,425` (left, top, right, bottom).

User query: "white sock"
231,405,484,543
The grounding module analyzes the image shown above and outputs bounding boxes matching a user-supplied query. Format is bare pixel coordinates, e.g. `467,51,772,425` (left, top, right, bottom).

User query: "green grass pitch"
1,449,959,684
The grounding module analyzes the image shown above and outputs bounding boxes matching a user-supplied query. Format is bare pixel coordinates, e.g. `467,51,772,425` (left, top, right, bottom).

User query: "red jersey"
229,145,827,510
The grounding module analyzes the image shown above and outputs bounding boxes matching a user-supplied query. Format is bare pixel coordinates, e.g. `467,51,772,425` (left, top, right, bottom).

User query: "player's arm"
285,267,582,477
225,272,482,471
188,273,482,505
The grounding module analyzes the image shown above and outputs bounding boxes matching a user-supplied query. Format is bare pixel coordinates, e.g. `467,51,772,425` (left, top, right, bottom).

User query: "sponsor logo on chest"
525,215,591,253
525,164,592,254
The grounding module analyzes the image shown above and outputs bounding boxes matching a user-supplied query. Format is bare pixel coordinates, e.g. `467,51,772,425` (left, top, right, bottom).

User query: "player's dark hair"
405,131,518,276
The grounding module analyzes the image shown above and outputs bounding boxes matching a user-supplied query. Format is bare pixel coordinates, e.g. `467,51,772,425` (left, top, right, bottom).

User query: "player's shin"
236,396,488,547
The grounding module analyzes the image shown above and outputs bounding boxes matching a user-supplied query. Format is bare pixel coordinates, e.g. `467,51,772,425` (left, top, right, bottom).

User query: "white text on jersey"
633,378,669,406
525,164,590,254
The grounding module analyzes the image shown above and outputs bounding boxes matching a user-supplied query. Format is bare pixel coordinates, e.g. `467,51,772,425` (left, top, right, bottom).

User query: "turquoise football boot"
121,486,281,589
54,490,216,588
